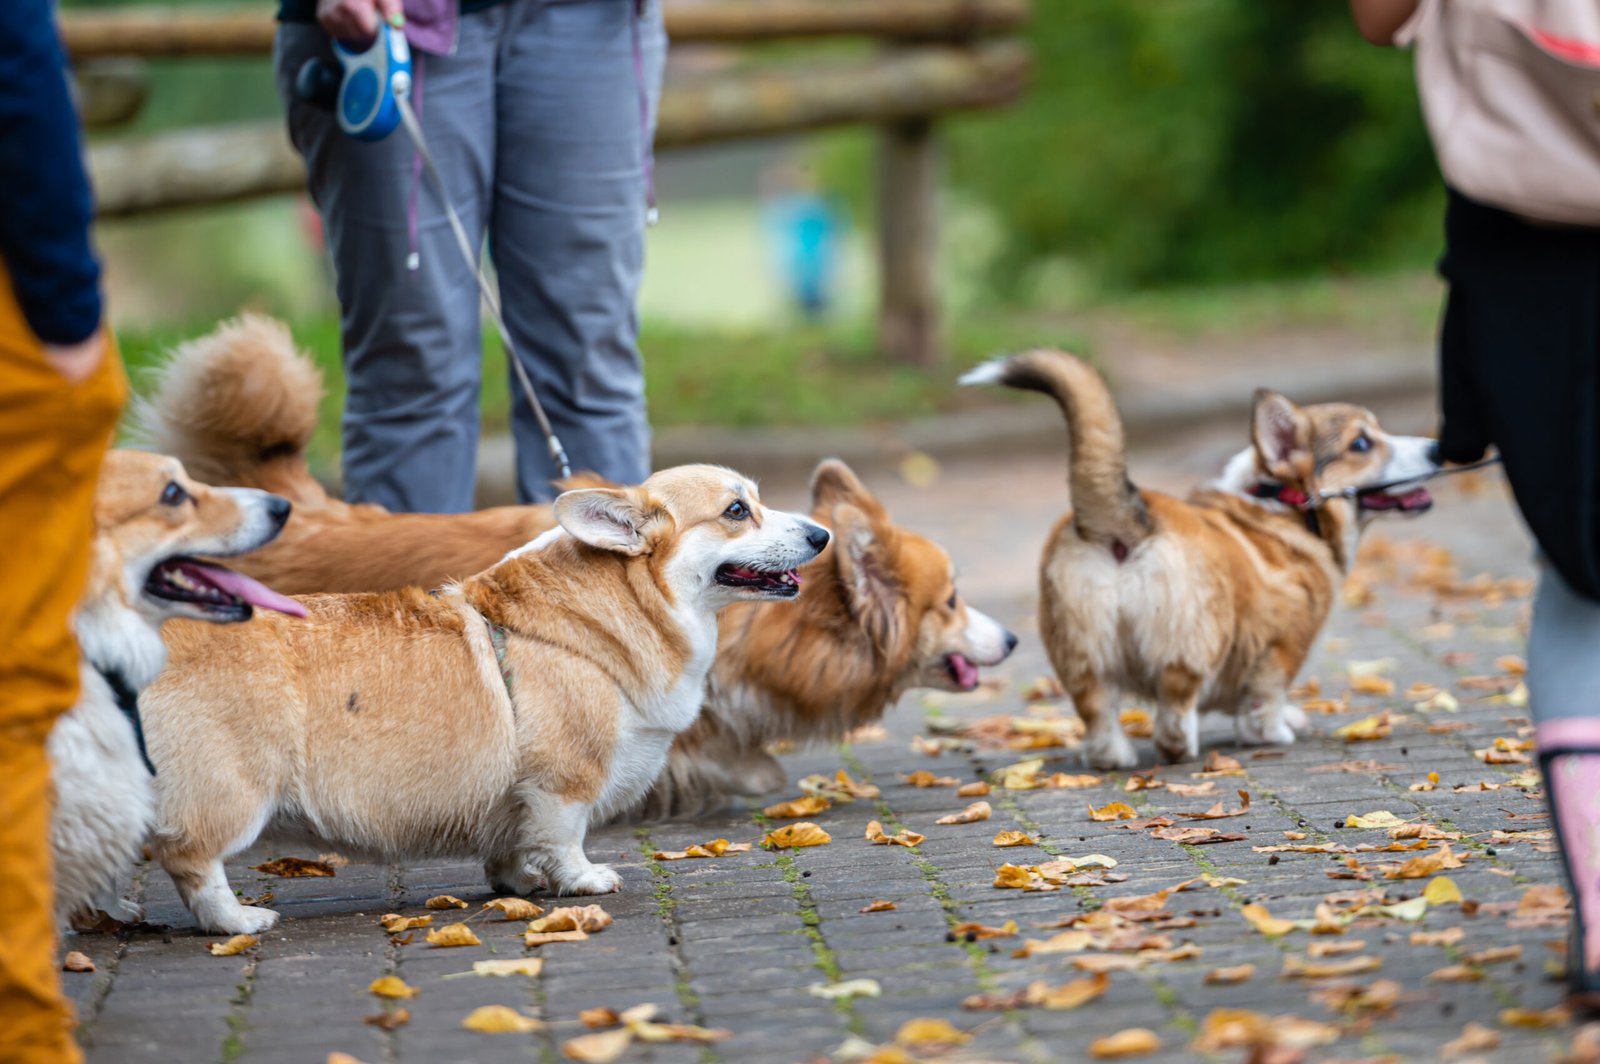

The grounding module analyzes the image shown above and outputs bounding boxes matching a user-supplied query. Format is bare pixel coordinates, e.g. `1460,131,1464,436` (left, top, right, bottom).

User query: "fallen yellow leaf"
957,781,992,797
653,838,752,860
859,900,897,913
368,975,418,999
864,820,923,847
1088,801,1138,822
1119,707,1153,738
762,822,832,849
465,958,545,977
426,924,481,948
1440,1023,1501,1058
807,979,881,1000
902,770,960,788
1032,972,1109,1010
1345,810,1409,830
1089,1028,1162,1058
252,857,335,878
895,1018,972,1048
62,951,95,973
462,1005,543,1033
1350,674,1395,696
1410,928,1464,947
993,830,1037,847
529,905,613,933
1422,876,1463,905
525,929,588,947
363,1008,410,1031
206,934,258,957
425,895,469,910
1334,713,1392,741
935,801,992,825
379,913,433,934
484,897,544,921
1426,965,1485,983
762,795,831,818
562,1027,633,1063
1283,955,1382,978
1501,1005,1570,1028
1204,964,1255,984
1241,903,1296,937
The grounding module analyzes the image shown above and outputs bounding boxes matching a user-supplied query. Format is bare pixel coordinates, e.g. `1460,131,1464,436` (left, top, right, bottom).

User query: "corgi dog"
964,350,1437,768
138,316,1017,817
50,450,302,926
137,466,830,933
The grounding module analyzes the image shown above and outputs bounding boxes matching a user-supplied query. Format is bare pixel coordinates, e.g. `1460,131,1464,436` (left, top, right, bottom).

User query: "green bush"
943,2,1443,292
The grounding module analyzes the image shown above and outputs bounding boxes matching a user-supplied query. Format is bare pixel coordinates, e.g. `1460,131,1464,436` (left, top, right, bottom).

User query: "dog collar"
95,665,157,776
1247,481,1322,537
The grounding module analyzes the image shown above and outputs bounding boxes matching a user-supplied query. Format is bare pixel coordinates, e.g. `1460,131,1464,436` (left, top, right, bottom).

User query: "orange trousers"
0,264,124,1064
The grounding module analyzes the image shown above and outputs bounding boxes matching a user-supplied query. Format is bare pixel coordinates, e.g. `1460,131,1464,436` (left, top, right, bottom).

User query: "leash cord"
1310,454,1503,506
395,93,572,480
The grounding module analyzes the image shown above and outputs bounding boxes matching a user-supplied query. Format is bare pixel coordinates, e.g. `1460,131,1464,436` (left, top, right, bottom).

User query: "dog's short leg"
1073,678,1137,770
515,795,622,896
91,887,143,925
483,852,550,897
1154,665,1203,764
163,852,278,934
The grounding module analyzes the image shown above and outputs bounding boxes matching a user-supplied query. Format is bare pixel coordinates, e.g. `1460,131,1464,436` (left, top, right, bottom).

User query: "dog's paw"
554,864,622,896
101,897,145,924
1083,729,1139,770
485,857,550,897
206,905,279,935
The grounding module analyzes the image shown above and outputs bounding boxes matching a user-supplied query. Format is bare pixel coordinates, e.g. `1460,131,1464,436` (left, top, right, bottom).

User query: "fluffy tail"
961,349,1152,551
133,315,328,503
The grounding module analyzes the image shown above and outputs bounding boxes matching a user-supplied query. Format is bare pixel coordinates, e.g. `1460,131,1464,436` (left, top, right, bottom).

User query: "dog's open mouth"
944,652,980,691
714,563,802,598
1359,487,1434,514
144,557,309,621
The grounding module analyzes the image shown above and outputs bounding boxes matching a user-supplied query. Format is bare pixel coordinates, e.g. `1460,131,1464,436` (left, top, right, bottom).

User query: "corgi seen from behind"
138,465,830,934
51,450,303,927
964,349,1437,768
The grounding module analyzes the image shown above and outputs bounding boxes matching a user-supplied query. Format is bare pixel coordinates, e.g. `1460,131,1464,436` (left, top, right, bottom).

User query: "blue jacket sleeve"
0,0,103,345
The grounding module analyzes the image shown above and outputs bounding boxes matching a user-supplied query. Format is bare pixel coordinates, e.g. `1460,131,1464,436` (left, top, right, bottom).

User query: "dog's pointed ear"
811,458,888,523
553,487,658,556
832,503,900,648
1251,389,1313,481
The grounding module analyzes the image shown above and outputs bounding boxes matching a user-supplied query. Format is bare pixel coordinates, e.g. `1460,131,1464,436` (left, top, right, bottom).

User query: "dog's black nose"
1004,630,1019,655
266,495,293,529
1426,439,1442,467
804,524,831,552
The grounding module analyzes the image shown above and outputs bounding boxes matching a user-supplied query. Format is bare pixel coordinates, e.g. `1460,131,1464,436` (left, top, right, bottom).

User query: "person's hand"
43,331,105,385
316,0,404,43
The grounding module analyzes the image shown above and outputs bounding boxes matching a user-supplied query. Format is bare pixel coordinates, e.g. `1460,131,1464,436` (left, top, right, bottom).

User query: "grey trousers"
274,0,664,509
1528,562,1600,724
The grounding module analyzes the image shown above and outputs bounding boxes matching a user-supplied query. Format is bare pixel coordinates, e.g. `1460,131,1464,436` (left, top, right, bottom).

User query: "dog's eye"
160,481,189,507
1349,434,1372,454
723,500,749,521
946,591,958,610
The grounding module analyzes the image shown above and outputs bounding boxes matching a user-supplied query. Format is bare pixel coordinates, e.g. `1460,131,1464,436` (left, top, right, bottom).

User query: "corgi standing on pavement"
964,350,1438,768
138,466,830,934
51,451,304,926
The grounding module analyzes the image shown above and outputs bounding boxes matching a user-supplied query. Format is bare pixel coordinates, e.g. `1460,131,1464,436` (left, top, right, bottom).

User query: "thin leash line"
395,92,572,480
1312,454,1503,506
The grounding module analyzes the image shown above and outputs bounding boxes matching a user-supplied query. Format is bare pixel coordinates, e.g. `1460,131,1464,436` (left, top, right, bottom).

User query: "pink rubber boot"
1537,720,1600,1005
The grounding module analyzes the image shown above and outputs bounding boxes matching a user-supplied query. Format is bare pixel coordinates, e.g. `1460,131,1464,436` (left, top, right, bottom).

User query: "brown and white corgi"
137,316,1017,818
137,466,829,934
51,450,303,927
964,349,1437,768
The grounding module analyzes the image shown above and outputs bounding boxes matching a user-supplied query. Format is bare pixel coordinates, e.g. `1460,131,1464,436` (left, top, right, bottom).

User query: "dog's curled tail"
134,314,327,502
961,349,1152,554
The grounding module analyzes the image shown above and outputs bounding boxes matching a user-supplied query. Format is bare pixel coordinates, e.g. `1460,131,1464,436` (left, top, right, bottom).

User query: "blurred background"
65,0,1448,467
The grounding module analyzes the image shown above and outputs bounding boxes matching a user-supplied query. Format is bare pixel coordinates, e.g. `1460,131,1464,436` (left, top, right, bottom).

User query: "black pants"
1439,188,1600,601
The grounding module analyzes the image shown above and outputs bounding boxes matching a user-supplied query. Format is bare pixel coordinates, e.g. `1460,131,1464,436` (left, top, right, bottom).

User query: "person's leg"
489,0,665,501
0,266,124,1064
273,21,498,513
1527,565,1600,999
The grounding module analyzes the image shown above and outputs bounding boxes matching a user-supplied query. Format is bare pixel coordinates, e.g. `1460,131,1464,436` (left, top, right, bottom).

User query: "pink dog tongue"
950,653,979,689
194,563,308,618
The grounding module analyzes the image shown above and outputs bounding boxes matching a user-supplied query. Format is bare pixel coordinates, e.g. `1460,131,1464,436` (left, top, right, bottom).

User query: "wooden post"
877,117,944,370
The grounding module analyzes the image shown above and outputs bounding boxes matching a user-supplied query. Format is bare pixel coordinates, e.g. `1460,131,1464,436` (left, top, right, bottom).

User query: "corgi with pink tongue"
50,450,302,928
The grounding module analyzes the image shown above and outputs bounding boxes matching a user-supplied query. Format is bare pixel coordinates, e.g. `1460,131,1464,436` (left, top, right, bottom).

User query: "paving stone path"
64,436,1589,1064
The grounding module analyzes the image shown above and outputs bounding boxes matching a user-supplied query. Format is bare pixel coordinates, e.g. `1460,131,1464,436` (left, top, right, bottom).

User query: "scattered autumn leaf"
993,830,1037,847
859,900,897,913
935,801,992,825
525,929,588,947
562,1027,633,1063
463,958,544,978
379,913,433,933
901,770,960,788
653,838,752,861
1204,964,1255,984
364,1008,410,1031
808,978,881,1000
1345,810,1409,830
1426,964,1485,983
529,905,613,934
1335,713,1392,742
1174,790,1250,819
252,857,335,878
763,822,832,849
762,795,831,818
1441,1022,1501,1059
1120,707,1153,738
1166,781,1218,798
1283,954,1381,978
1241,903,1296,937
426,923,481,948
1422,876,1463,906
864,820,924,847
1088,801,1138,822
1411,927,1464,946
207,934,257,957
1502,1005,1571,1028
425,895,469,909
950,920,1018,940
895,1018,972,1049
483,897,544,921
463,1005,543,1033
957,781,992,797
369,975,418,999
1089,1028,1162,1058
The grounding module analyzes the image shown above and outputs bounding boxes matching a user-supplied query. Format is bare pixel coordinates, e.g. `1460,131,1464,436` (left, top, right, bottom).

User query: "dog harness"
95,665,157,777
484,616,516,705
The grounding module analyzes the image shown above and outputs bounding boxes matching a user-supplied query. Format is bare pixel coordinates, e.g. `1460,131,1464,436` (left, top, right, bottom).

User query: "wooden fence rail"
70,1,1032,369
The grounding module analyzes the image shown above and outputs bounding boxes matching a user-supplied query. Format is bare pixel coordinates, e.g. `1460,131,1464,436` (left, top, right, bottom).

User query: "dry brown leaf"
1029,972,1110,1010
1241,903,1296,937
425,895,469,910
1174,790,1251,820
1089,1028,1162,1058
62,951,95,973
1502,1005,1571,1028
1283,954,1381,978
1204,964,1255,984
529,905,612,934
1426,964,1485,983
252,857,335,878
994,863,1058,892
1441,1022,1501,1059
207,934,258,957
1120,707,1154,738
364,1008,410,1031
935,801,992,825
895,1018,972,1048
901,770,960,788
762,822,832,849
1088,801,1138,822
379,913,433,933
1411,928,1464,947
859,900,897,913
1350,673,1396,696
368,975,418,999
1383,842,1465,879
484,898,544,921
562,1028,633,1063
993,830,1037,847
864,820,924,847
1166,781,1218,798
426,923,481,948
579,1007,619,1028
525,929,588,947
462,1005,543,1033
762,794,831,818
950,920,1018,941
1463,944,1521,966
653,838,752,861
466,958,544,977
957,781,992,797
1335,713,1393,742
628,1019,731,1045
1307,939,1367,958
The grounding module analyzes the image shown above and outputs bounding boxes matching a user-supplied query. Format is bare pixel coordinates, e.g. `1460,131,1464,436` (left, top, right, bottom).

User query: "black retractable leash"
1249,455,1503,536
295,24,572,479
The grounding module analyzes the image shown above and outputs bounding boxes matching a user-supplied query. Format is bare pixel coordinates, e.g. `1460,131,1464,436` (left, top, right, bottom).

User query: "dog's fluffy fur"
50,451,298,926
139,317,1017,817
138,466,829,933
965,350,1437,767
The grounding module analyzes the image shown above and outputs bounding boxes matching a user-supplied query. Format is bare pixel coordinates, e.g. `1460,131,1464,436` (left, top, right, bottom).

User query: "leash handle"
394,93,573,481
